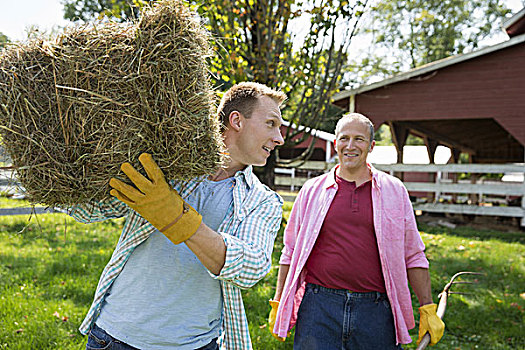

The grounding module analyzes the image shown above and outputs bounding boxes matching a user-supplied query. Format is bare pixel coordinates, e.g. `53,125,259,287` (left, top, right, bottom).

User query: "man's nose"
342,138,355,149
274,130,285,146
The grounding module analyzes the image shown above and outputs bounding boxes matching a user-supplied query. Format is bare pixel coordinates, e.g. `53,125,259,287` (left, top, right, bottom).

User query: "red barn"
333,8,525,165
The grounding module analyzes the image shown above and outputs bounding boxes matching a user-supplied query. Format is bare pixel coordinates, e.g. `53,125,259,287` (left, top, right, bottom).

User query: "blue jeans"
86,323,219,350
294,283,403,350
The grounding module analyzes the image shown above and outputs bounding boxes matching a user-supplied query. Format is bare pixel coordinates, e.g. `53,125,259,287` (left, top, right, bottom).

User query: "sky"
0,0,70,41
1,0,524,42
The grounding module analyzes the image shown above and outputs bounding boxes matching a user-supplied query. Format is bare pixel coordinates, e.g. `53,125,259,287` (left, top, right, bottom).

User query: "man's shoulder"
373,168,407,192
375,168,401,183
302,171,331,190
291,172,332,202
247,172,283,204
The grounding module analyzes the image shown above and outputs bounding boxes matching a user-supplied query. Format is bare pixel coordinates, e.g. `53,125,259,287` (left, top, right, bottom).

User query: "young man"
269,113,445,349
70,82,287,350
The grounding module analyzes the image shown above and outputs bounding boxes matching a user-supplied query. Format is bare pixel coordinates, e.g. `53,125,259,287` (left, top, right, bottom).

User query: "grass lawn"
0,198,524,349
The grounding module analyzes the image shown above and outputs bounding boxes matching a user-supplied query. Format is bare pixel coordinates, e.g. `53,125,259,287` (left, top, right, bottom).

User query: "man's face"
334,119,375,174
236,95,284,167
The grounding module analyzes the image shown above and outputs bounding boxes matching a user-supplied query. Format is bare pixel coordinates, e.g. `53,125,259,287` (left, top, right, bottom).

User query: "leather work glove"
417,303,445,346
268,300,286,342
109,153,202,244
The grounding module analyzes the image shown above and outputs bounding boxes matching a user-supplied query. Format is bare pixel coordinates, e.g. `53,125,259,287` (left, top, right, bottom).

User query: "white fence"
275,162,525,226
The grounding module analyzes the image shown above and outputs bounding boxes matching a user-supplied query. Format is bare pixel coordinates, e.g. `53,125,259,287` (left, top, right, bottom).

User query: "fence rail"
276,161,525,226
0,207,58,216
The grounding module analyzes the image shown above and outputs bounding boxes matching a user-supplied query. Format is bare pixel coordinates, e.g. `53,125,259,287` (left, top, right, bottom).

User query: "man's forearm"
273,264,290,301
185,222,227,276
407,267,433,306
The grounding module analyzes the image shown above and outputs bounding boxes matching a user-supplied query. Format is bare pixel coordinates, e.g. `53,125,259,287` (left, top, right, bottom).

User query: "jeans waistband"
92,324,218,350
307,283,388,300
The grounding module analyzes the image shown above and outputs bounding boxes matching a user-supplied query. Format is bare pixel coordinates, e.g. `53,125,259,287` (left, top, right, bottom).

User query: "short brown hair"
217,82,287,128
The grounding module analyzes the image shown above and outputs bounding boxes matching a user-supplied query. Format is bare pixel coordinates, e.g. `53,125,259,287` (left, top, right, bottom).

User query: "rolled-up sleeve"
69,197,129,223
217,193,283,289
403,188,429,269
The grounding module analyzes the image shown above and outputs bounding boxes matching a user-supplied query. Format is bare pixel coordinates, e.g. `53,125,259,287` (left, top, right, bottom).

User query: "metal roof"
502,7,525,30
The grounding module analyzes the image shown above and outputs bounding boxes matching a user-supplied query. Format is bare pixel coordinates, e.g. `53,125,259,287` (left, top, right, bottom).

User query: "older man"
269,113,444,349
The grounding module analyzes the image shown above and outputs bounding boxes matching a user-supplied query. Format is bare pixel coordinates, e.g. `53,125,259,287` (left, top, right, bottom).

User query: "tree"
346,0,512,85
62,0,369,188
63,0,152,21
0,32,9,49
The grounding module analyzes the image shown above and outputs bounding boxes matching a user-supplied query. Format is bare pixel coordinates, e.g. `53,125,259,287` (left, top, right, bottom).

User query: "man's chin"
253,158,268,167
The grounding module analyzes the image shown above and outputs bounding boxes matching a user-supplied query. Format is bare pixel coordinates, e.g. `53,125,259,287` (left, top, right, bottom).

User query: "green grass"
0,196,33,208
0,213,122,349
0,200,524,349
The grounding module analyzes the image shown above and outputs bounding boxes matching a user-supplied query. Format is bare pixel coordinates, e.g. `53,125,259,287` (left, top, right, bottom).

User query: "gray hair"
335,113,375,142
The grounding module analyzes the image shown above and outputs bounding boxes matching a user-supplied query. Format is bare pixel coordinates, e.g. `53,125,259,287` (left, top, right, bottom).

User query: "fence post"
522,165,525,227
291,168,295,192
435,170,441,203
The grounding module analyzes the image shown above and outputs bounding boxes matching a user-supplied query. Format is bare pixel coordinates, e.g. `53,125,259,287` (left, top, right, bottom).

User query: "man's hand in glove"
268,300,286,342
417,303,445,346
109,153,202,244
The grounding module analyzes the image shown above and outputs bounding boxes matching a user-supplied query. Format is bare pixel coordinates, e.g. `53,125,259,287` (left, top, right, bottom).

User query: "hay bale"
0,0,225,206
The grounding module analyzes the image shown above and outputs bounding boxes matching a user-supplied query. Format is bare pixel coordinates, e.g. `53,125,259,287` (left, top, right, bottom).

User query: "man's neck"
209,160,245,182
336,165,372,187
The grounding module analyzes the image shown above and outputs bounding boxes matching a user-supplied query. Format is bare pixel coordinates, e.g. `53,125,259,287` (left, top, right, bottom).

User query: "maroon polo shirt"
305,174,386,292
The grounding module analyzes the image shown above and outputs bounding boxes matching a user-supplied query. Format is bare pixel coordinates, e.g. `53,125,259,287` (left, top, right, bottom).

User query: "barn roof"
334,32,525,100
503,7,525,37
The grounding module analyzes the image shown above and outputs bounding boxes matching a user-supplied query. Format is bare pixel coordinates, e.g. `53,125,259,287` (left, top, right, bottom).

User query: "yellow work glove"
417,303,445,346
109,153,202,244
268,300,286,342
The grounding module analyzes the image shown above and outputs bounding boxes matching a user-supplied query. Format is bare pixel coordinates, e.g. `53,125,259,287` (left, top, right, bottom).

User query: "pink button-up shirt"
274,164,429,344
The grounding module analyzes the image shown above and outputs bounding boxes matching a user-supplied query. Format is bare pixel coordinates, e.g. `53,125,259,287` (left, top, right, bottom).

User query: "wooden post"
469,155,479,205
450,148,462,203
425,136,439,201
435,170,442,203
522,153,525,227
451,148,462,164
521,180,525,227
388,121,409,181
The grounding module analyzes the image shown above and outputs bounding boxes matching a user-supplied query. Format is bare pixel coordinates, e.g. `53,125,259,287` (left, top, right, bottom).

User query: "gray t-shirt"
96,177,234,349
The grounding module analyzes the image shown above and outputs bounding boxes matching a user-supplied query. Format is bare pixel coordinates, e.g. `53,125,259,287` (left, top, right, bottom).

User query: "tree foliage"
347,0,512,85
0,32,9,49
62,0,152,21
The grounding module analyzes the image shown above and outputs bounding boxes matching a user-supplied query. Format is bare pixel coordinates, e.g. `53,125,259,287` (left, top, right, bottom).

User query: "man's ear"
228,111,243,131
368,140,376,153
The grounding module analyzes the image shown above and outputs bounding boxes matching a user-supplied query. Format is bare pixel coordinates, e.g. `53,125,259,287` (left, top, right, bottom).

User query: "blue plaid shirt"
70,166,283,349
